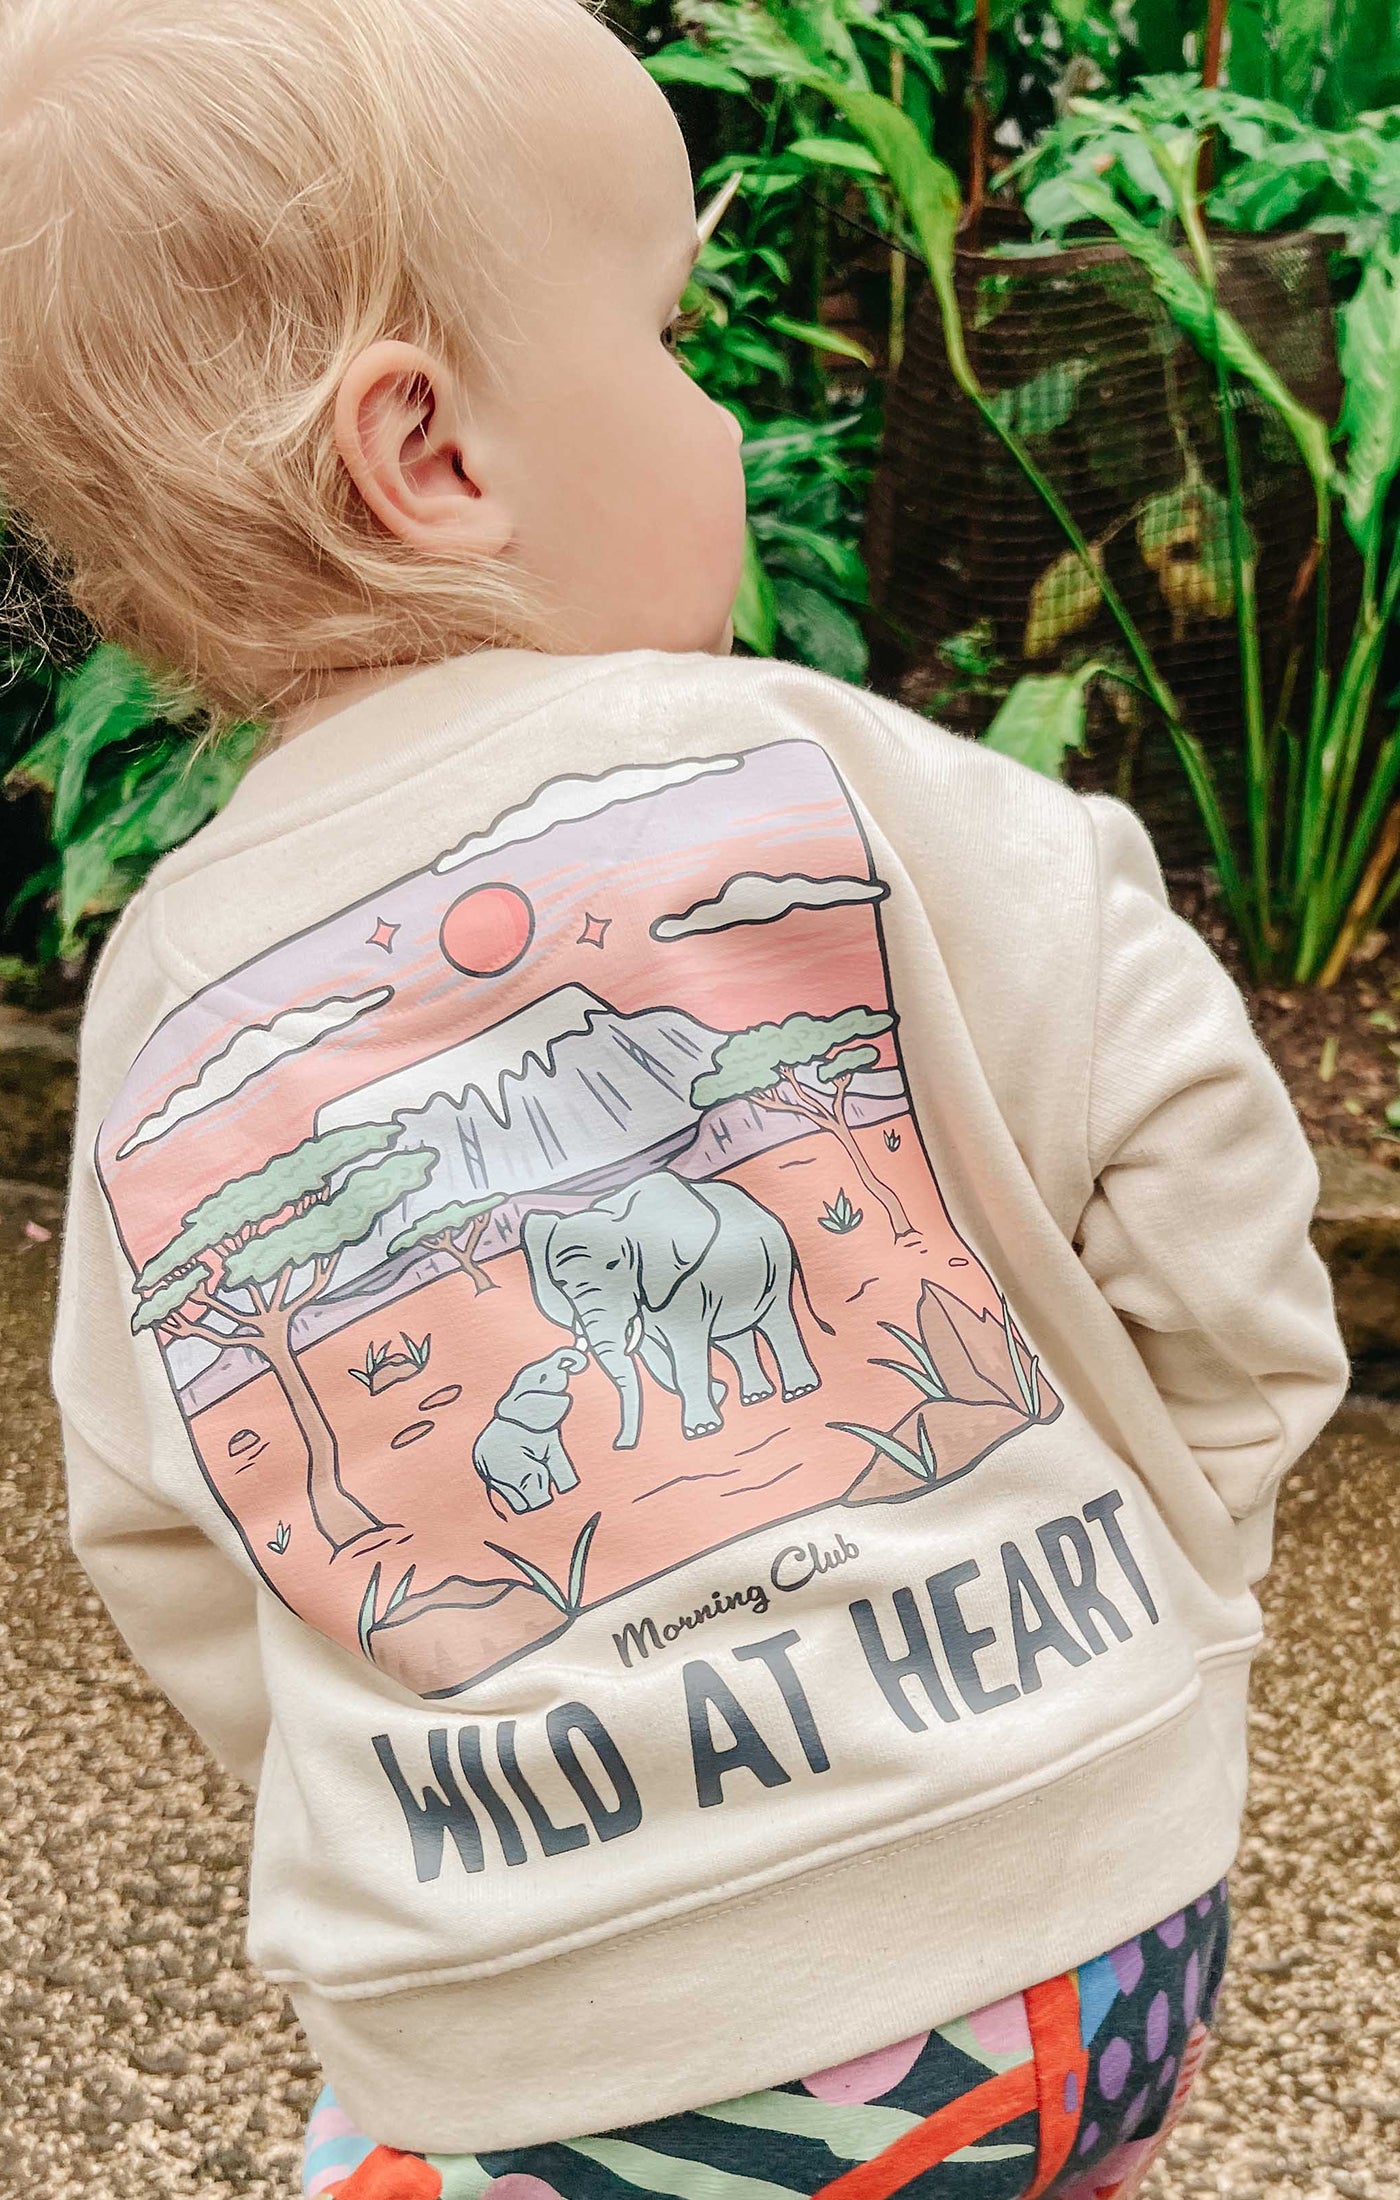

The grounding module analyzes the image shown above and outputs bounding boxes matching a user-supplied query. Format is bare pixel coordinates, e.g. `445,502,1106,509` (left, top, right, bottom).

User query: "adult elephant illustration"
521,1172,830,1449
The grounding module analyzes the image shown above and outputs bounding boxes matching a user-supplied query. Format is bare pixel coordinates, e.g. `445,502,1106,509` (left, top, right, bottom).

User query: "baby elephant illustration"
472,1347,588,1517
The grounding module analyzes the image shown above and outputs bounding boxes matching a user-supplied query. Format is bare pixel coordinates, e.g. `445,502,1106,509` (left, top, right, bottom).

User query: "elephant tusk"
624,1316,644,1355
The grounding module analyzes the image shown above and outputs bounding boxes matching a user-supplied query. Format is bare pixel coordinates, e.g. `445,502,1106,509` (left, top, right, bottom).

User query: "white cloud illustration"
651,871,888,943
117,987,393,1157
435,756,742,874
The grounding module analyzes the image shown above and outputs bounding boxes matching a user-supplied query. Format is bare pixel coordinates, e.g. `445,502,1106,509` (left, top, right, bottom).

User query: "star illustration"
368,917,400,954
577,912,612,951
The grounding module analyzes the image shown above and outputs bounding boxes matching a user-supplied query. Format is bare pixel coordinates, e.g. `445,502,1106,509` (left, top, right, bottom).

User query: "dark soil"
1170,876,1400,1170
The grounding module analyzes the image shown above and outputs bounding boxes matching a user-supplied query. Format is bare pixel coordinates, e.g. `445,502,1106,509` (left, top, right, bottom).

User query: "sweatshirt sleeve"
1075,797,1349,1583
59,1407,271,1788
52,914,271,1790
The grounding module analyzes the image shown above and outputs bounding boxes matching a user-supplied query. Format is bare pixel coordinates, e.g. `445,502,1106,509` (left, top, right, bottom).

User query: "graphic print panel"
98,742,1058,1699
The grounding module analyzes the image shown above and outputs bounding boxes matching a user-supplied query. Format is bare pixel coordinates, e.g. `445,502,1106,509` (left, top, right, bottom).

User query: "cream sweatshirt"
52,647,1347,2153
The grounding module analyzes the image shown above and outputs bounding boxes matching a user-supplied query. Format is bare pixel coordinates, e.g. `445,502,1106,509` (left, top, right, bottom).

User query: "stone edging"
0,1008,77,1192
1312,1147,1400,1399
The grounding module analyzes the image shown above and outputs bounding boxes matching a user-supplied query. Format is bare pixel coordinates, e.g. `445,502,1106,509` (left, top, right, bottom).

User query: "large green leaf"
1338,245,1400,554
784,136,884,177
1131,0,1206,76
47,646,162,842
773,576,869,683
814,81,972,393
986,359,1089,439
1066,175,1335,491
982,665,1102,778
769,312,875,365
754,518,868,603
732,525,779,655
643,44,751,95
1275,0,1331,117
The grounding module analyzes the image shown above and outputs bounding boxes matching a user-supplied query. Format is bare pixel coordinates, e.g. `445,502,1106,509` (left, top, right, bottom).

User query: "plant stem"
968,386,1257,956
1215,315,1273,949
888,47,907,373
1290,486,1336,919
1325,538,1400,878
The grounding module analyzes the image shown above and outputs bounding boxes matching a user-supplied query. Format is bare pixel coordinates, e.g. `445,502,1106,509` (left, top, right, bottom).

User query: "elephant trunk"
579,1310,642,1450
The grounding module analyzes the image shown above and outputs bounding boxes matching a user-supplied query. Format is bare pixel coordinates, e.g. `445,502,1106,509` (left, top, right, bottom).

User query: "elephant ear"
629,1175,720,1311
521,1211,571,1329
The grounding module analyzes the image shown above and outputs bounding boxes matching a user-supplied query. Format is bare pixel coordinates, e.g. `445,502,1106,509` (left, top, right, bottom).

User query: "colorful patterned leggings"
304,1884,1228,2200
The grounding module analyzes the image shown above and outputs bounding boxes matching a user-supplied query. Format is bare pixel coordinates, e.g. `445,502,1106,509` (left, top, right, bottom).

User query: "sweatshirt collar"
213,648,568,836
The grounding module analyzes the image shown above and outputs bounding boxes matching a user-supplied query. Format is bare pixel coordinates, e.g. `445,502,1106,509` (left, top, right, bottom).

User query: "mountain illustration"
315,985,727,1281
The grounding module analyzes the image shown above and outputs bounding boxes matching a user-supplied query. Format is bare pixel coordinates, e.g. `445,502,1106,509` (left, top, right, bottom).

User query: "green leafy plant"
387,1194,505,1294
647,2,958,678
785,61,1400,981
268,1521,292,1556
484,1513,603,1618
820,1188,864,1231
4,643,257,962
1009,76,1400,255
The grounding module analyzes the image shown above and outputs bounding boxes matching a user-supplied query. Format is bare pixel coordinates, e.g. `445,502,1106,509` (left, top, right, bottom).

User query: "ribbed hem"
289,1656,1250,2154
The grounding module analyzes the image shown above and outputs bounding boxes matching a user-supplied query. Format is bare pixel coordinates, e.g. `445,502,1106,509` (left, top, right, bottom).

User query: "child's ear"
334,339,511,558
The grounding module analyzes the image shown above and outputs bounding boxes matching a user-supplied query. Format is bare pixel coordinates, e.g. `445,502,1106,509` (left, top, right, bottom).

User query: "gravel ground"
2,1188,1396,2200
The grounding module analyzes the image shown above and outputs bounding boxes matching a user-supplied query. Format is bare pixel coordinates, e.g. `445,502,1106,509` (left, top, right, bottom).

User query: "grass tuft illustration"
872,1318,950,1404
999,1291,1042,1419
485,1512,602,1618
357,1564,383,1661
883,1128,901,1151
267,1521,291,1555
831,1415,939,1484
357,1562,420,1662
820,1189,863,1233
349,1332,432,1392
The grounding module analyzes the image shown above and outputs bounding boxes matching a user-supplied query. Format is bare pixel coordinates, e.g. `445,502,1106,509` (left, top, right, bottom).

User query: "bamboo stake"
968,0,990,234
1317,798,1400,988
1198,0,1229,194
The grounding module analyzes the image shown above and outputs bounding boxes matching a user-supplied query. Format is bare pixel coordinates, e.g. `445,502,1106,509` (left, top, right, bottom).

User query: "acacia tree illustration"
387,1193,505,1294
131,1124,436,1554
691,1009,914,1240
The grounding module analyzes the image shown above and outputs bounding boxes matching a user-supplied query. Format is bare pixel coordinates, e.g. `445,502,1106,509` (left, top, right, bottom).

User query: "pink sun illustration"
439,884,535,976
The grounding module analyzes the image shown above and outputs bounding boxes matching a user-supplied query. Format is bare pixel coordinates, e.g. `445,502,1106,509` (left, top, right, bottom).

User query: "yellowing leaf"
1137,479,1241,628
1024,545,1105,659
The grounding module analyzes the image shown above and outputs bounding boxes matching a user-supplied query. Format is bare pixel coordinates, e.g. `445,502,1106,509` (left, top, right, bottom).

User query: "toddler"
0,3,1347,2196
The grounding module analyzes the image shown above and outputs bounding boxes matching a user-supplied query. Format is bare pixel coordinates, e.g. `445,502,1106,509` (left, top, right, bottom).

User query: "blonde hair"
0,0,584,722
